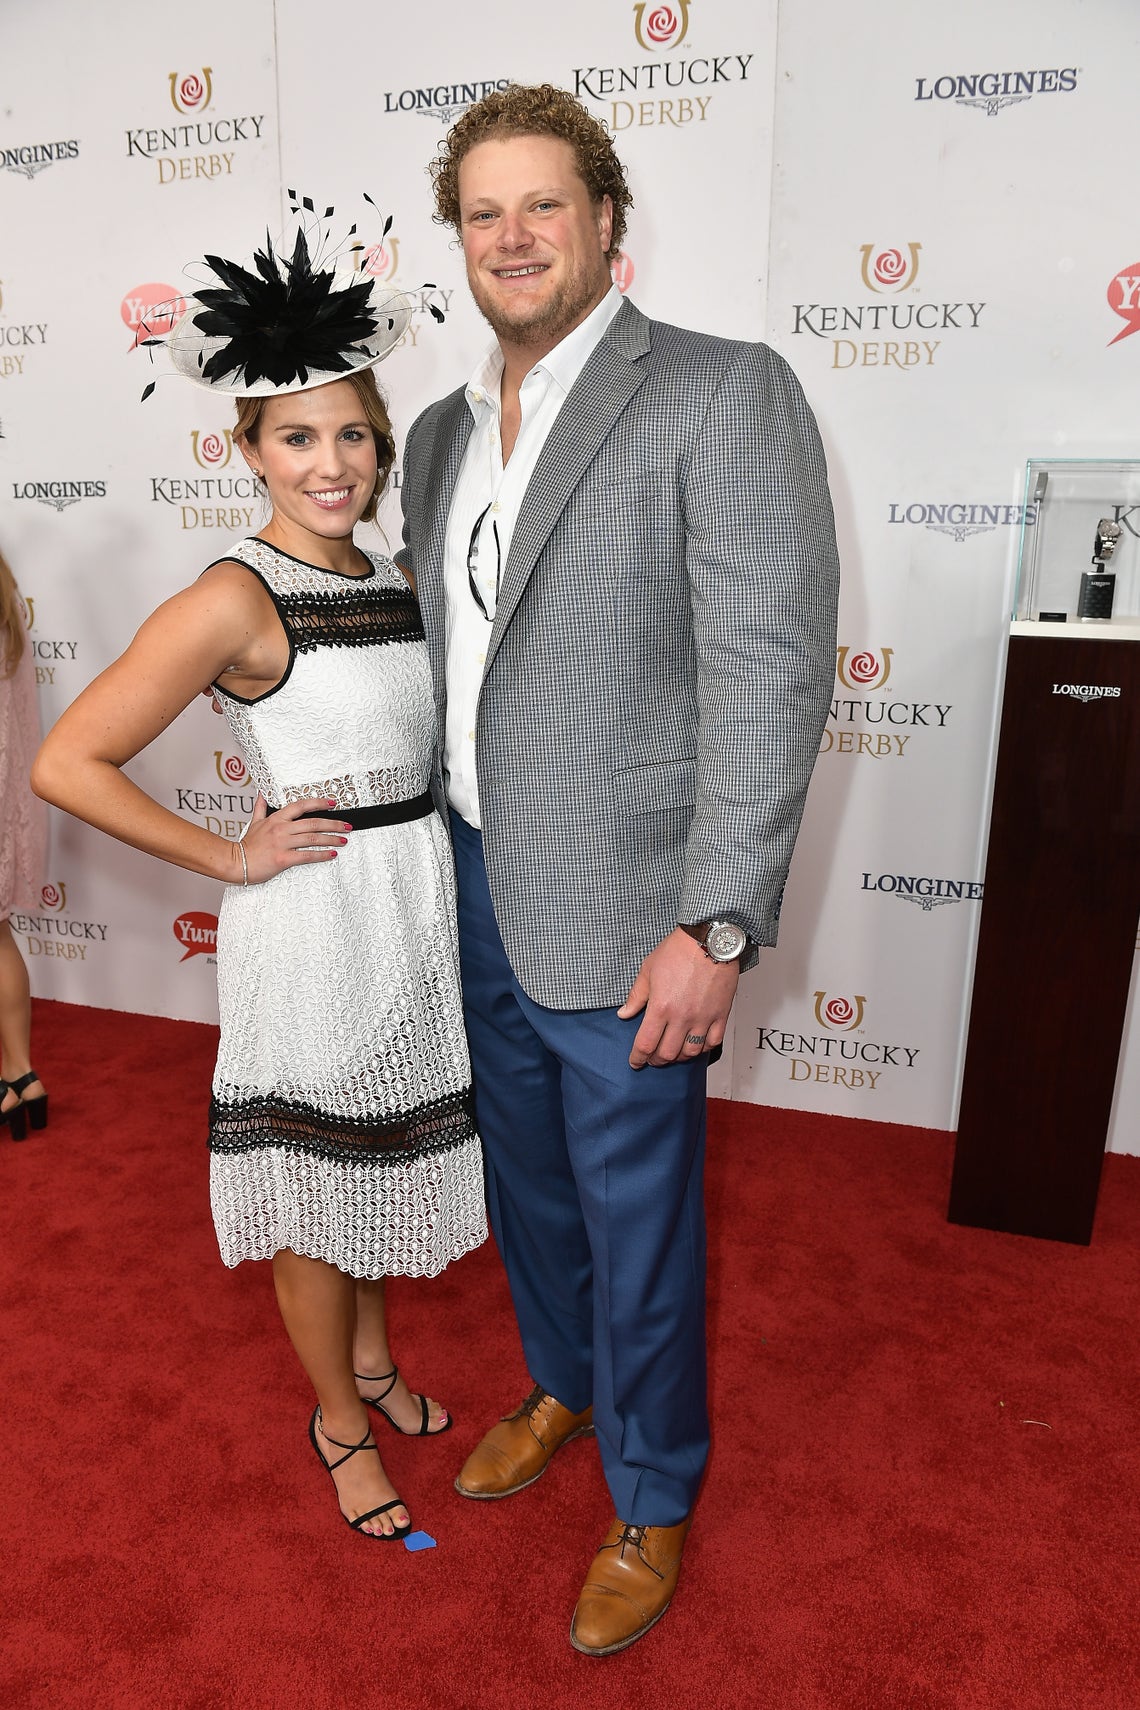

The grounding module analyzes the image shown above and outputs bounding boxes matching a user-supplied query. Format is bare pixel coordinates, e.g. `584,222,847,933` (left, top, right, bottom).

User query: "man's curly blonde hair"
430,84,633,261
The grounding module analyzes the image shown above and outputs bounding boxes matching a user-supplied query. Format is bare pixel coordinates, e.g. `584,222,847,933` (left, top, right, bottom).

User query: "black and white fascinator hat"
140,193,442,400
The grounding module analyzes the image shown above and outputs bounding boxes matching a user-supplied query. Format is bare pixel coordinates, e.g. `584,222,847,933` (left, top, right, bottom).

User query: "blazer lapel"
485,301,652,671
415,391,473,691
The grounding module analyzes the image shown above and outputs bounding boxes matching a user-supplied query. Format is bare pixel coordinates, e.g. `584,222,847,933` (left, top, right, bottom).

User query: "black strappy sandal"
2,1079,28,1142
355,1367,453,1437
5,1070,47,1138
307,1406,411,1540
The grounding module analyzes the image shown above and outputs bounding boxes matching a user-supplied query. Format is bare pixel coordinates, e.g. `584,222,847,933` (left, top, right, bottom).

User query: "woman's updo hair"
233,367,397,524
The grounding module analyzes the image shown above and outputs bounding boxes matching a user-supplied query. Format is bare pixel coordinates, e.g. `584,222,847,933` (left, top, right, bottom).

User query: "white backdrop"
3,0,1138,1151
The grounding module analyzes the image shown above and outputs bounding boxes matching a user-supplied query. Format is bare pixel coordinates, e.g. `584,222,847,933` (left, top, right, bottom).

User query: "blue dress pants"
450,812,709,1525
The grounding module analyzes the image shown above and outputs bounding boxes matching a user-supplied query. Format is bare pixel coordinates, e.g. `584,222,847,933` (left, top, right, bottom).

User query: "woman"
0,547,48,1140
33,223,486,1540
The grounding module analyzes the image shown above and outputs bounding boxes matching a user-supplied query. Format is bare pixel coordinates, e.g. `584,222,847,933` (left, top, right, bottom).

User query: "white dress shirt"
443,285,624,827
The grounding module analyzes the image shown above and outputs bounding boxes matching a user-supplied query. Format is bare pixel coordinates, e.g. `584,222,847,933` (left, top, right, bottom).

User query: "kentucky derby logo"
352,236,400,283
836,647,893,691
633,1,690,50
122,283,186,350
610,252,635,294
813,993,866,1031
40,883,66,912
214,751,250,786
860,244,921,294
191,430,233,469
632,1,687,49
1107,263,1140,347
169,69,213,113
173,911,218,961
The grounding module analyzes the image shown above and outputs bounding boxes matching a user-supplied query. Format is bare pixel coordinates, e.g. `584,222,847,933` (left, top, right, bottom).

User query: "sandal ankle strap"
8,1071,40,1097
354,1367,399,1403
314,1408,379,1469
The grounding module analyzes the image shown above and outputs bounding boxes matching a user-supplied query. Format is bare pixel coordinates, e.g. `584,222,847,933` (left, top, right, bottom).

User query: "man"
399,83,838,1655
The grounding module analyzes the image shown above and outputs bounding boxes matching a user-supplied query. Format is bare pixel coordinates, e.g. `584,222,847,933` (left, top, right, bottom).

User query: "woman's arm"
31,564,347,885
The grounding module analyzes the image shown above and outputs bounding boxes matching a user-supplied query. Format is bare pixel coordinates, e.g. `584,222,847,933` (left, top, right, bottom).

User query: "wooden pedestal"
948,629,1140,1244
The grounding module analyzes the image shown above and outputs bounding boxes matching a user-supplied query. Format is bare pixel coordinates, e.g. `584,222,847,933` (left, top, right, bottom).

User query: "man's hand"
617,928,740,1069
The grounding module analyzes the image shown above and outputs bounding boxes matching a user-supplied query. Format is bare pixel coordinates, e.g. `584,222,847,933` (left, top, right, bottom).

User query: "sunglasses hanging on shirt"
467,503,502,622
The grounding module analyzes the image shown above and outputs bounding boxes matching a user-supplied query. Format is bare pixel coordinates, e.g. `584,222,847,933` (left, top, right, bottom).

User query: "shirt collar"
464,284,625,420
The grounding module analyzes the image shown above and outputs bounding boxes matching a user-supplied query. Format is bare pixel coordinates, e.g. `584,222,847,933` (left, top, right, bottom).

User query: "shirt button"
477,652,486,665
471,387,483,402
467,730,475,742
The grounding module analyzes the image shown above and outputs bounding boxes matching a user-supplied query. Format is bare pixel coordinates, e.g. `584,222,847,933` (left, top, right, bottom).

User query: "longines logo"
575,5,752,134
10,886,110,962
174,912,218,963
792,244,984,371
913,67,1077,117
125,69,266,185
888,501,1037,542
2,140,79,180
12,481,106,512
380,77,510,122
824,648,951,760
1051,683,1122,702
861,872,984,910
757,994,920,1094
634,1,691,51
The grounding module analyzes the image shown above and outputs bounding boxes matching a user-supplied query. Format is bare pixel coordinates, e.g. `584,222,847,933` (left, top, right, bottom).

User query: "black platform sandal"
1,1080,27,1142
355,1366,453,1437
307,1406,412,1540
7,1070,47,1135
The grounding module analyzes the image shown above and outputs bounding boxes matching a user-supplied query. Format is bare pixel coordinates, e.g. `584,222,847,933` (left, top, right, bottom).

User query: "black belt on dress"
266,791,434,831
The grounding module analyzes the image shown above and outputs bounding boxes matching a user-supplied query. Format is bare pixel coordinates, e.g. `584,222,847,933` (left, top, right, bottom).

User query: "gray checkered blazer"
399,299,839,1010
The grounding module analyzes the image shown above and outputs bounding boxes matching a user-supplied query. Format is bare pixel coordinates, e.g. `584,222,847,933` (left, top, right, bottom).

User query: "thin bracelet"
233,840,248,887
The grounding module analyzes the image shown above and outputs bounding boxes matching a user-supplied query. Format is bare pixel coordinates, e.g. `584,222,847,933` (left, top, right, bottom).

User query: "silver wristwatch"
680,919,750,963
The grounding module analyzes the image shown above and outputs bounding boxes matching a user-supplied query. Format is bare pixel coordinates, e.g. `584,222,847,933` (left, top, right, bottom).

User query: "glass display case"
1013,458,1140,631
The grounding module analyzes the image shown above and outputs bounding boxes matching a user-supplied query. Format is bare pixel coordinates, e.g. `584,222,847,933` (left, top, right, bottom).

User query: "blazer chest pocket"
611,757,696,816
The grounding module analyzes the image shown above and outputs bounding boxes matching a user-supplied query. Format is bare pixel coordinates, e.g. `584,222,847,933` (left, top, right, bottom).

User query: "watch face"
706,921,747,962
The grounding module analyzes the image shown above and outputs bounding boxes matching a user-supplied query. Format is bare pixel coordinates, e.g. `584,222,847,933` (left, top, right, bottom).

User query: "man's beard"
469,261,606,348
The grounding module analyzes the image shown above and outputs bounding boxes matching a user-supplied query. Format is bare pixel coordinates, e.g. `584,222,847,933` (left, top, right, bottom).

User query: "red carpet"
3,998,1139,1709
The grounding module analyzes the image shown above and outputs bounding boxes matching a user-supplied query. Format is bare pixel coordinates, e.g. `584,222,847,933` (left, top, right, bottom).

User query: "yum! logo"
835,647,893,691
121,283,186,350
169,69,213,114
813,992,867,1031
860,243,922,294
1107,263,1140,347
633,0,690,51
610,251,635,294
173,911,218,961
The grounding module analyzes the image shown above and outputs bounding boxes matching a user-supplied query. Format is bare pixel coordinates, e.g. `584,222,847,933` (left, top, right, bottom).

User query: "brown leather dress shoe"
454,1383,594,1499
570,1515,692,1656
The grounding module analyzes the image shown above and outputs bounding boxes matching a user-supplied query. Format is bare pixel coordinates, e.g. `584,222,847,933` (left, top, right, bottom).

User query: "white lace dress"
207,538,486,1278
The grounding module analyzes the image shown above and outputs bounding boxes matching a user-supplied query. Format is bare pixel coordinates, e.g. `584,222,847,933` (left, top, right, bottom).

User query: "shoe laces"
611,1523,664,1578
